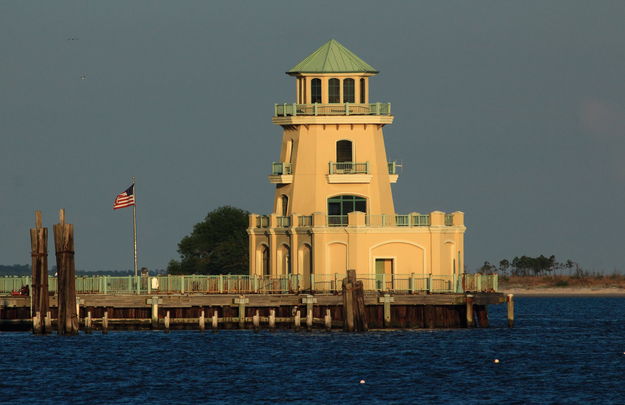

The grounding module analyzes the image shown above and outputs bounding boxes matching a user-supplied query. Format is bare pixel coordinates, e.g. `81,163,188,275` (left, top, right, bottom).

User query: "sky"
1,1,624,272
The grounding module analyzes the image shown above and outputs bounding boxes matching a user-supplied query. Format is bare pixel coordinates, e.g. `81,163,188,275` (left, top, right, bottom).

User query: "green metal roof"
287,39,378,74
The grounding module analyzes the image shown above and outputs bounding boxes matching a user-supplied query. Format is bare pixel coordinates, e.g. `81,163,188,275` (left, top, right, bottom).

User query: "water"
1,297,625,404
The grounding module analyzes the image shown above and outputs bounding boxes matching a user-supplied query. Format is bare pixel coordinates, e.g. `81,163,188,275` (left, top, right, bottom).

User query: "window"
328,195,367,216
360,78,365,103
311,79,321,103
343,79,355,103
336,140,353,162
280,195,288,216
329,78,340,103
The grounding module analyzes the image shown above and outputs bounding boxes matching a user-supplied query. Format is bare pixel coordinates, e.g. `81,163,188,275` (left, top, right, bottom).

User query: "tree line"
478,255,585,276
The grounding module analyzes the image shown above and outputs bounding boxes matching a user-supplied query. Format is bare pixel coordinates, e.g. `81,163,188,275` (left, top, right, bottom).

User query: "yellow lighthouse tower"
248,40,466,291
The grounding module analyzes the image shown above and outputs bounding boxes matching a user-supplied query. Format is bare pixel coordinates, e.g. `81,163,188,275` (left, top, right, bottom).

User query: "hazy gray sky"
1,1,624,272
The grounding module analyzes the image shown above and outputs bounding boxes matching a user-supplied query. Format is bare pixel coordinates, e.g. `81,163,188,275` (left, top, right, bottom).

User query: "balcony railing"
274,103,391,117
298,215,313,227
445,214,454,226
277,216,291,228
388,161,400,174
329,162,368,174
328,215,348,227
367,214,431,227
271,162,292,175
250,212,458,229
256,216,269,228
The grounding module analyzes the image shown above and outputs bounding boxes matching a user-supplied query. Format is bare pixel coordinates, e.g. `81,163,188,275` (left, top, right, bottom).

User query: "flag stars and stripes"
113,184,135,210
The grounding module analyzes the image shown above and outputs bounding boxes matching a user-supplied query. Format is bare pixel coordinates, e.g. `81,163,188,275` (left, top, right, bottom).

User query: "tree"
167,206,249,275
478,261,497,274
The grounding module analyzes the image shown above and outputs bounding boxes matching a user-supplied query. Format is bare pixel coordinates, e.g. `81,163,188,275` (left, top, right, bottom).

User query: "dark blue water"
2,297,625,404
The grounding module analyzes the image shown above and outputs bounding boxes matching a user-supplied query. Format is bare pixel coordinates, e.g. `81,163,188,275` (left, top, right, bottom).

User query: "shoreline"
501,287,625,297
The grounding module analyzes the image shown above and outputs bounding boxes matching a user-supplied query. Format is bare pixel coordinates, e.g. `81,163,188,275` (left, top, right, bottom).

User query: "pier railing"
0,274,497,295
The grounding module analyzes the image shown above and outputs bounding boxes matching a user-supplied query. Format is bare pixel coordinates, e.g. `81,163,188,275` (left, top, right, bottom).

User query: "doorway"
375,258,393,290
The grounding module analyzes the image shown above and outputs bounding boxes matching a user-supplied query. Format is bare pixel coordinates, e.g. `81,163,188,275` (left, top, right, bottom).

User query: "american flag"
113,184,135,210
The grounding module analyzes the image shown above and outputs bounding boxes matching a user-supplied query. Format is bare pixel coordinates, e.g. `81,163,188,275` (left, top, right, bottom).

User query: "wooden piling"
53,209,78,335
302,295,316,331
212,310,219,330
379,294,395,328
466,295,475,328
235,296,248,329
32,311,42,334
44,311,52,331
85,311,92,334
164,310,170,332
342,270,368,332
269,309,276,329
294,309,301,330
147,296,162,329
30,211,49,334
324,309,332,331
507,294,514,328
102,311,109,334
199,310,205,332
253,310,260,331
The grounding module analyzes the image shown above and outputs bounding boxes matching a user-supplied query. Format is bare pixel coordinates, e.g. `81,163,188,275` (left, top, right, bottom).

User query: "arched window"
343,79,355,103
336,140,353,163
360,78,366,103
280,194,289,216
328,195,366,225
311,79,321,103
261,245,270,276
328,78,340,103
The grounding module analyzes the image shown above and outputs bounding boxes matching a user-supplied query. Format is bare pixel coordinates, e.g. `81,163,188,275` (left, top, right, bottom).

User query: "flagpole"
132,177,138,277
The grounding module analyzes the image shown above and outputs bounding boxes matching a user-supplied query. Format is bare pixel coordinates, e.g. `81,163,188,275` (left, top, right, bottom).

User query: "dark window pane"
311,79,321,103
329,78,340,103
328,202,341,215
355,200,366,213
343,79,355,103
336,140,353,162
360,78,365,103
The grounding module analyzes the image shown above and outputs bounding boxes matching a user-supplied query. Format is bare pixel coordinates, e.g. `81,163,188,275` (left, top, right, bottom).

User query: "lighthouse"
248,40,466,291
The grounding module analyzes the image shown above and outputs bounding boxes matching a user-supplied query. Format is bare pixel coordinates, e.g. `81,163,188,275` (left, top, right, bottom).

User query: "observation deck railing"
274,103,391,117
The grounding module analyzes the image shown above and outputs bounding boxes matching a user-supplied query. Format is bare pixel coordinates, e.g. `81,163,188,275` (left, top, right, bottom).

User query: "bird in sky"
67,37,79,41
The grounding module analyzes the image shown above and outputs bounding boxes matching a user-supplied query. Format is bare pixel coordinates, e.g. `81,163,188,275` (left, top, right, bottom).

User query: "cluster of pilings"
30,209,78,335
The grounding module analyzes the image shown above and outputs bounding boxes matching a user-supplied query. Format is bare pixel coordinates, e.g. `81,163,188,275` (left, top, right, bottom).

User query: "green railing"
298,215,313,227
388,161,400,175
327,215,348,227
277,216,291,227
0,273,498,295
255,215,269,228
274,103,391,117
367,214,431,227
329,161,368,174
271,162,292,175
445,214,454,226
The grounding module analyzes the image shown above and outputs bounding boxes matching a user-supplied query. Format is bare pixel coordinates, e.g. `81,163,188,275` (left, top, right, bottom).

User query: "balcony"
388,161,400,183
268,162,293,184
250,211,463,229
327,161,371,184
274,103,391,117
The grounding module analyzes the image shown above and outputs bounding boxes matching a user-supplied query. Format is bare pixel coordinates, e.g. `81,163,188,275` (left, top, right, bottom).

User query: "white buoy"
359,379,366,384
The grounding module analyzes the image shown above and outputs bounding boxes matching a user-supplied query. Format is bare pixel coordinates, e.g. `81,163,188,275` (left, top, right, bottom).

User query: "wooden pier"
0,290,505,332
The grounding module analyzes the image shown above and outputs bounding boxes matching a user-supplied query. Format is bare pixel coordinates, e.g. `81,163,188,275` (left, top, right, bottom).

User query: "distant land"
0,264,165,277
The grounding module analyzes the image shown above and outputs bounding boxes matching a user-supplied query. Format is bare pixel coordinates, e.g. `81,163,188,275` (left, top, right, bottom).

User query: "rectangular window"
329,78,340,103
343,79,355,103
